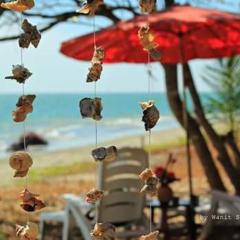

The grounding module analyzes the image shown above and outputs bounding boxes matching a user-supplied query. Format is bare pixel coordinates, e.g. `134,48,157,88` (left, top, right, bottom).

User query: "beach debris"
16,222,38,240
79,97,103,120
92,146,117,161
19,188,45,212
77,0,103,16
19,19,41,48
91,223,116,240
87,47,104,82
139,168,158,196
12,95,36,122
1,0,35,12
140,100,160,131
138,25,160,60
139,0,156,14
139,231,159,240
9,151,33,178
86,189,104,204
5,65,32,84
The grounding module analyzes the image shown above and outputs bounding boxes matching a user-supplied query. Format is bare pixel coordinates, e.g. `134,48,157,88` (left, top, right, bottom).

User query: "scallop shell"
86,189,104,204
1,0,35,12
9,151,33,171
139,168,154,181
139,231,159,240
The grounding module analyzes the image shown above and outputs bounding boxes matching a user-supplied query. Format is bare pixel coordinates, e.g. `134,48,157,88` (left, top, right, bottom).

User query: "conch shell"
19,19,41,48
92,146,117,162
86,189,104,204
79,97,103,121
19,188,45,212
12,95,36,122
138,25,160,60
139,168,158,197
91,223,116,240
78,0,103,16
87,47,104,82
16,222,38,240
139,0,156,14
1,0,35,12
139,231,159,240
140,100,160,131
5,65,32,84
9,151,33,178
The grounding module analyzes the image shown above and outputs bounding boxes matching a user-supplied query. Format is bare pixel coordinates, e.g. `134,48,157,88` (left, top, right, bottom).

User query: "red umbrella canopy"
60,5,240,64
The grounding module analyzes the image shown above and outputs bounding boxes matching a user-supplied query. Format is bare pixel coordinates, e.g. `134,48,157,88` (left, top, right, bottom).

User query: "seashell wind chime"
78,1,118,239
2,0,44,239
138,0,160,239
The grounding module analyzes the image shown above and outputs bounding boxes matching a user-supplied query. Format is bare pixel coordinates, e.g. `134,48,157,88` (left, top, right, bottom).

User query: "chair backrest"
98,147,148,224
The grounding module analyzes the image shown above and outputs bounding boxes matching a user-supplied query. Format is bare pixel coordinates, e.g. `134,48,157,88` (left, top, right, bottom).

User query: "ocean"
0,93,181,155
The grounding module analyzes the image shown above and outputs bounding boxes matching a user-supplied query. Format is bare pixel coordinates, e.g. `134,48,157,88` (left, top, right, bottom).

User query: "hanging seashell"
91,223,116,240
16,222,38,240
79,97,103,120
139,168,158,196
19,19,41,48
19,188,45,212
86,189,104,204
140,177,158,196
140,100,160,131
139,0,156,14
1,0,35,12
77,0,103,16
138,25,160,60
5,65,32,84
87,63,103,83
139,168,154,181
12,95,36,122
87,47,105,82
9,151,33,177
139,231,159,240
92,146,117,162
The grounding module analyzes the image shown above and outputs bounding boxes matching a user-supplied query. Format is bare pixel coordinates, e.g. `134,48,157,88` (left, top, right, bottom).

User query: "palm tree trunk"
184,63,240,194
163,64,226,191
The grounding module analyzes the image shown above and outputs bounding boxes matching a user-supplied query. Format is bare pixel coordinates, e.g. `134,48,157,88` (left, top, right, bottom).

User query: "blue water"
0,93,180,154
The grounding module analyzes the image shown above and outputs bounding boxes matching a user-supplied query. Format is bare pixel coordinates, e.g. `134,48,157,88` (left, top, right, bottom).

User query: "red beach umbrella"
61,5,240,64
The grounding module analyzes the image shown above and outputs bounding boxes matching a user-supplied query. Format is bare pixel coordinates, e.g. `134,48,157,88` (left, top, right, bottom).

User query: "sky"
0,0,239,94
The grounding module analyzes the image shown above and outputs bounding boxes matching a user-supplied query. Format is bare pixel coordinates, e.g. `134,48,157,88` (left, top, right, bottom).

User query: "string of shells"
138,1,161,239
2,1,44,239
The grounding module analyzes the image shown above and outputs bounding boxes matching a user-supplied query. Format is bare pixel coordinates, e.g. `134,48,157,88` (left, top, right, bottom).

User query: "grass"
144,136,186,153
28,161,95,182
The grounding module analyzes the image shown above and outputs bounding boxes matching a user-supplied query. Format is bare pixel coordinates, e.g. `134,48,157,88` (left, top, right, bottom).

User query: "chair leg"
62,214,69,240
39,220,45,240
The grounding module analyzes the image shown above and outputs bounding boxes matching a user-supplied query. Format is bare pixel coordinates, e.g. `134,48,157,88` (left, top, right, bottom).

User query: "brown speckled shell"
1,0,35,12
86,189,104,204
139,0,156,14
139,168,154,181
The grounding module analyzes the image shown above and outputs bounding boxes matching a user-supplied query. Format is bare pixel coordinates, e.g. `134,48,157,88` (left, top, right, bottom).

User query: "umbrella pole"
179,36,196,239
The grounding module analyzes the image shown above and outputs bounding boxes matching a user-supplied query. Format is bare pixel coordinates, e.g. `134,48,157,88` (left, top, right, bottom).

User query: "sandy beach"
0,127,234,238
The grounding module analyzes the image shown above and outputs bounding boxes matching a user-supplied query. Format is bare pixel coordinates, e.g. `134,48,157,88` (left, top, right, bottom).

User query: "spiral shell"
9,152,33,177
1,0,35,12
